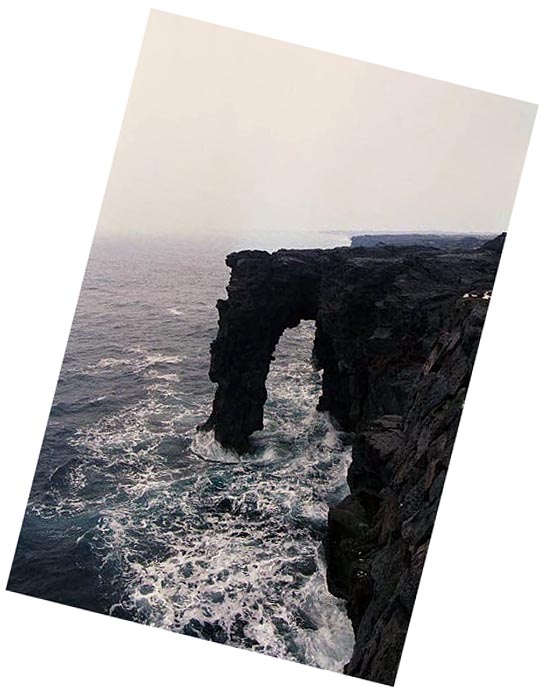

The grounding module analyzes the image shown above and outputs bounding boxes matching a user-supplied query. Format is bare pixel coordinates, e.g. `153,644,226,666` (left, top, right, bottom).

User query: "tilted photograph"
6,10,536,686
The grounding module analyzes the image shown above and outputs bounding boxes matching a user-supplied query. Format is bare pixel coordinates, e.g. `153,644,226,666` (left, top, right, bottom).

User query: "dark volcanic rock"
351,232,495,250
200,248,324,452
202,234,504,684
480,231,507,252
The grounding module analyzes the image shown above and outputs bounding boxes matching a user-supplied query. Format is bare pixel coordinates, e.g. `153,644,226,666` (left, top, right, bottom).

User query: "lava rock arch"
200,249,324,452
200,236,504,684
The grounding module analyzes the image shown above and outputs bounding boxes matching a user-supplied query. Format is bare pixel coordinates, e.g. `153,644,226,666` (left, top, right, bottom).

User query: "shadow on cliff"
200,234,505,685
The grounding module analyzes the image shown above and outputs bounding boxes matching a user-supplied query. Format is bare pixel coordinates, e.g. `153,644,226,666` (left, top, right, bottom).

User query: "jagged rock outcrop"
202,235,504,684
200,249,323,452
480,231,507,253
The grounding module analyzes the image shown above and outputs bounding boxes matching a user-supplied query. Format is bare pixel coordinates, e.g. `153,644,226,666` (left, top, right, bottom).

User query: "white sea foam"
91,357,134,369
92,414,354,670
37,320,354,671
84,350,184,375
167,307,183,316
462,290,492,301
191,429,279,465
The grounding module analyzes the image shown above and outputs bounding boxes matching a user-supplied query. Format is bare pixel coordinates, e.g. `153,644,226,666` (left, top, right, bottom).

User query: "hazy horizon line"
94,227,503,238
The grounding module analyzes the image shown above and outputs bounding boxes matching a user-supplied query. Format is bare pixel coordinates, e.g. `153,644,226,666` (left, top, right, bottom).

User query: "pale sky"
97,10,536,237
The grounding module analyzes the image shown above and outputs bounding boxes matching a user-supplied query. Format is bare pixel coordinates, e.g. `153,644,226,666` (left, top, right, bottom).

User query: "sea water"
8,230,354,671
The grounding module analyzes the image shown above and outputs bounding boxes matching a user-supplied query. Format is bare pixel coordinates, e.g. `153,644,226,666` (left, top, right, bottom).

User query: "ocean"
8,230,355,671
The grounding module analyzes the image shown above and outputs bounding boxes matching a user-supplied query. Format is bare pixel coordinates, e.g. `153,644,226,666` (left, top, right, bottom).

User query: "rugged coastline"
202,234,505,684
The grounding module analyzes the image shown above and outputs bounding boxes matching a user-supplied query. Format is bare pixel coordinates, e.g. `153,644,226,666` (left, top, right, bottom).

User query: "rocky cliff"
202,235,505,684
351,232,493,250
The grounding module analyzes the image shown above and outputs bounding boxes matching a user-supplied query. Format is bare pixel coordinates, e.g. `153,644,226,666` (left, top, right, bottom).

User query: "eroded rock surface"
202,235,504,684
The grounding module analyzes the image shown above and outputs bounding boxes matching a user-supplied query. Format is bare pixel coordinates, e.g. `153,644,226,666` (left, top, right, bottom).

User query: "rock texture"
351,232,493,250
202,234,505,684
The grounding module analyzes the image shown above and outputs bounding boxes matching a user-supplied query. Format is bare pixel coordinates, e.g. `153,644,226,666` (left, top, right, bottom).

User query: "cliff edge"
202,235,504,684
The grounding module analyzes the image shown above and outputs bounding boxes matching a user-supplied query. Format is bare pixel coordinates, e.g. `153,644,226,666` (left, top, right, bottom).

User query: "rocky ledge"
201,234,505,684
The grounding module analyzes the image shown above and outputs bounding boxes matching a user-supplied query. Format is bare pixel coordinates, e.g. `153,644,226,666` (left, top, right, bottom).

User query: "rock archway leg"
200,249,323,452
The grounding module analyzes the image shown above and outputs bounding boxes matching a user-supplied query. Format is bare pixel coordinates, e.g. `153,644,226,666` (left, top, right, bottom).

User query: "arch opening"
261,320,321,438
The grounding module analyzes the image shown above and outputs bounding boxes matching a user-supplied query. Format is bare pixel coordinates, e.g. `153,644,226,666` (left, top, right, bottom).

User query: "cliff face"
202,236,504,684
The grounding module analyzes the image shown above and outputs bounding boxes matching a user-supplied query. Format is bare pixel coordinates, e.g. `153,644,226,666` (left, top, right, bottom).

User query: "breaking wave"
26,322,354,671
11,238,355,672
